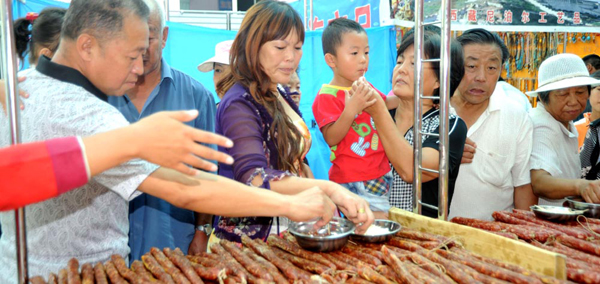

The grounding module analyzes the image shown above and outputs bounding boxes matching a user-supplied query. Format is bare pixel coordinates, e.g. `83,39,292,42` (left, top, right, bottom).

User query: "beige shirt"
449,88,533,221
529,104,580,206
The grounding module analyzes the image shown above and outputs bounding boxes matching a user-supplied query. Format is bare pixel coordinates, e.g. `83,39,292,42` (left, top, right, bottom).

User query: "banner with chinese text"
392,0,600,31
288,0,390,30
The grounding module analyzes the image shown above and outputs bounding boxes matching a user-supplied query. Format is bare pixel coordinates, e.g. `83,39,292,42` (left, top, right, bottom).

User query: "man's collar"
488,83,504,112
159,58,175,90
36,56,108,101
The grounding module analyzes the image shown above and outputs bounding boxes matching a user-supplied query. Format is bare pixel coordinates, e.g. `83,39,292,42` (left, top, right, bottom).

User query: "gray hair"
61,0,150,41
143,0,166,31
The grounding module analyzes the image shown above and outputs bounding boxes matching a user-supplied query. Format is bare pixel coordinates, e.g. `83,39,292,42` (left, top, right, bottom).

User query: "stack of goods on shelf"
452,209,600,283
31,227,565,284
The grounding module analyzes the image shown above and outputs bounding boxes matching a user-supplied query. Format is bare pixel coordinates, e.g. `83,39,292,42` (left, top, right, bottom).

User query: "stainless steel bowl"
530,205,587,222
288,217,355,252
350,220,402,243
566,196,600,218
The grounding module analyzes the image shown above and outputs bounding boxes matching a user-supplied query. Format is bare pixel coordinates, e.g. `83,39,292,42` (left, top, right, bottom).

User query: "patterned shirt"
0,57,158,282
389,108,467,218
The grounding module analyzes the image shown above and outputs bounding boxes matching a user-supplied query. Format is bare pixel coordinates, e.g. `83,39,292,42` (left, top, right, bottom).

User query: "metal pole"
412,0,424,215
309,0,313,31
164,0,170,21
226,12,231,31
1,0,28,283
437,0,452,221
563,31,568,53
303,0,308,31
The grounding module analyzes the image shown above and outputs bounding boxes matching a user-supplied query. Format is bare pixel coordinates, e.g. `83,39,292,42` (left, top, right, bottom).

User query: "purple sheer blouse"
214,82,302,243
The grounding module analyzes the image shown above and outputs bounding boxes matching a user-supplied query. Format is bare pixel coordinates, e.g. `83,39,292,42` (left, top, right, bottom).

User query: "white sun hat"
197,40,234,72
526,53,600,97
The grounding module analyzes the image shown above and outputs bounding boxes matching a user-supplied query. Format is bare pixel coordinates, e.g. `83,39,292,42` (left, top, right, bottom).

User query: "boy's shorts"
340,171,393,212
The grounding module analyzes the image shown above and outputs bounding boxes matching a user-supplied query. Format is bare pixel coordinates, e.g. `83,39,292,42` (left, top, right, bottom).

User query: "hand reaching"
129,110,234,175
326,182,375,234
0,77,29,112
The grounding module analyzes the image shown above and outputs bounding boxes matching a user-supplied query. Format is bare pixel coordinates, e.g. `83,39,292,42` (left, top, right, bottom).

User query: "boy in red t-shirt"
312,18,391,219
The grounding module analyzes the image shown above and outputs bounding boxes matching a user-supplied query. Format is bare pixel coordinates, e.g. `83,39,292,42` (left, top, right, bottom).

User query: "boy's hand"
346,79,376,116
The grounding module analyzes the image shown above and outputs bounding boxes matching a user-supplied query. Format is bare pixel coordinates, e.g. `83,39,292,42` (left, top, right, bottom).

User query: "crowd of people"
1,0,600,281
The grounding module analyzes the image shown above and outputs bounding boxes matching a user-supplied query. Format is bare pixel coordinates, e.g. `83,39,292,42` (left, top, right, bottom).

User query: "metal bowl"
288,217,355,252
350,220,402,243
566,196,600,218
530,205,587,222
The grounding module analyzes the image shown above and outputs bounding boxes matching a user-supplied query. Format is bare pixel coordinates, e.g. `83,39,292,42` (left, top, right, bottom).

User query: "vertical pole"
164,0,170,21
309,0,313,31
437,0,451,221
412,0,424,215
226,12,232,30
232,0,238,12
303,0,308,31
563,31,568,53
1,1,28,283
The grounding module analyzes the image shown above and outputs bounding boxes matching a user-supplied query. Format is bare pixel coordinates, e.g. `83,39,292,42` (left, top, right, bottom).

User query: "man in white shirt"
448,29,537,221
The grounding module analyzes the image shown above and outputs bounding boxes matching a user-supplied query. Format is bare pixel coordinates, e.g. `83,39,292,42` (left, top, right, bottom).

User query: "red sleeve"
0,136,88,211
312,89,345,129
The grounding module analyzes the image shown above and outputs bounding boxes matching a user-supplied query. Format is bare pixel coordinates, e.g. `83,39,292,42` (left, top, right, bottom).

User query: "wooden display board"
389,208,567,279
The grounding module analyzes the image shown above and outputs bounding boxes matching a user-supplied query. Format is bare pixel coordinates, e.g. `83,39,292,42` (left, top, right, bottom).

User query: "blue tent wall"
13,0,68,19
12,0,397,181
165,24,396,180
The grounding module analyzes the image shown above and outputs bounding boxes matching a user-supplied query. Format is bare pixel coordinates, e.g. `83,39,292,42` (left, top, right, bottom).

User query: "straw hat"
526,53,600,97
197,40,234,72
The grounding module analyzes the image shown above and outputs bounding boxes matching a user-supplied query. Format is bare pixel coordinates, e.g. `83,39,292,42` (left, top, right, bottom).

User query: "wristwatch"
196,223,213,236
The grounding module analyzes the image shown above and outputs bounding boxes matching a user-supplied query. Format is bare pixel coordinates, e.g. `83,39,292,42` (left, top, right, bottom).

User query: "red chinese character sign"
288,0,381,30
389,0,600,31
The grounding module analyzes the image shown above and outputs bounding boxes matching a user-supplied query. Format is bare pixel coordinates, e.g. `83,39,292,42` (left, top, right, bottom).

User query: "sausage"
111,254,142,283
567,268,600,283
375,265,400,283
104,261,128,284
80,263,94,284
451,247,568,284
164,247,204,284
408,252,455,283
381,246,420,283
47,273,58,284
67,258,81,284
131,260,155,282
151,247,192,284
187,255,233,275
93,263,109,284
553,240,600,266
557,234,600,257
266,235,336,269
341,246,382,266
404,260,445,284
510,210,593,239
210,242,254,281
395,227,454,245
320,253,358,272
142,253,176,284
356,262,395,284
241,235,311,281
243,247,288,284
436,249,542,284
58,268,68,284
190,262,228,280
452,216,555,242
29,276,47,284
271,246,330,274
346,243,385,261
220,239,273,281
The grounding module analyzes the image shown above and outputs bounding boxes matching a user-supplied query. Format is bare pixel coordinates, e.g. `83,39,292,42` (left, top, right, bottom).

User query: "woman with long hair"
213,0,373,244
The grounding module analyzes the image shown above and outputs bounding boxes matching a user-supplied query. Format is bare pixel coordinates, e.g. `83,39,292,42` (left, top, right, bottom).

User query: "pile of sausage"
31,227,565,284
452,209,600,283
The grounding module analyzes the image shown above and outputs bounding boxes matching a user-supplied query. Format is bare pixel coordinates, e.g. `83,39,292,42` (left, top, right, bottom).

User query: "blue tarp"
13,0,397,181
